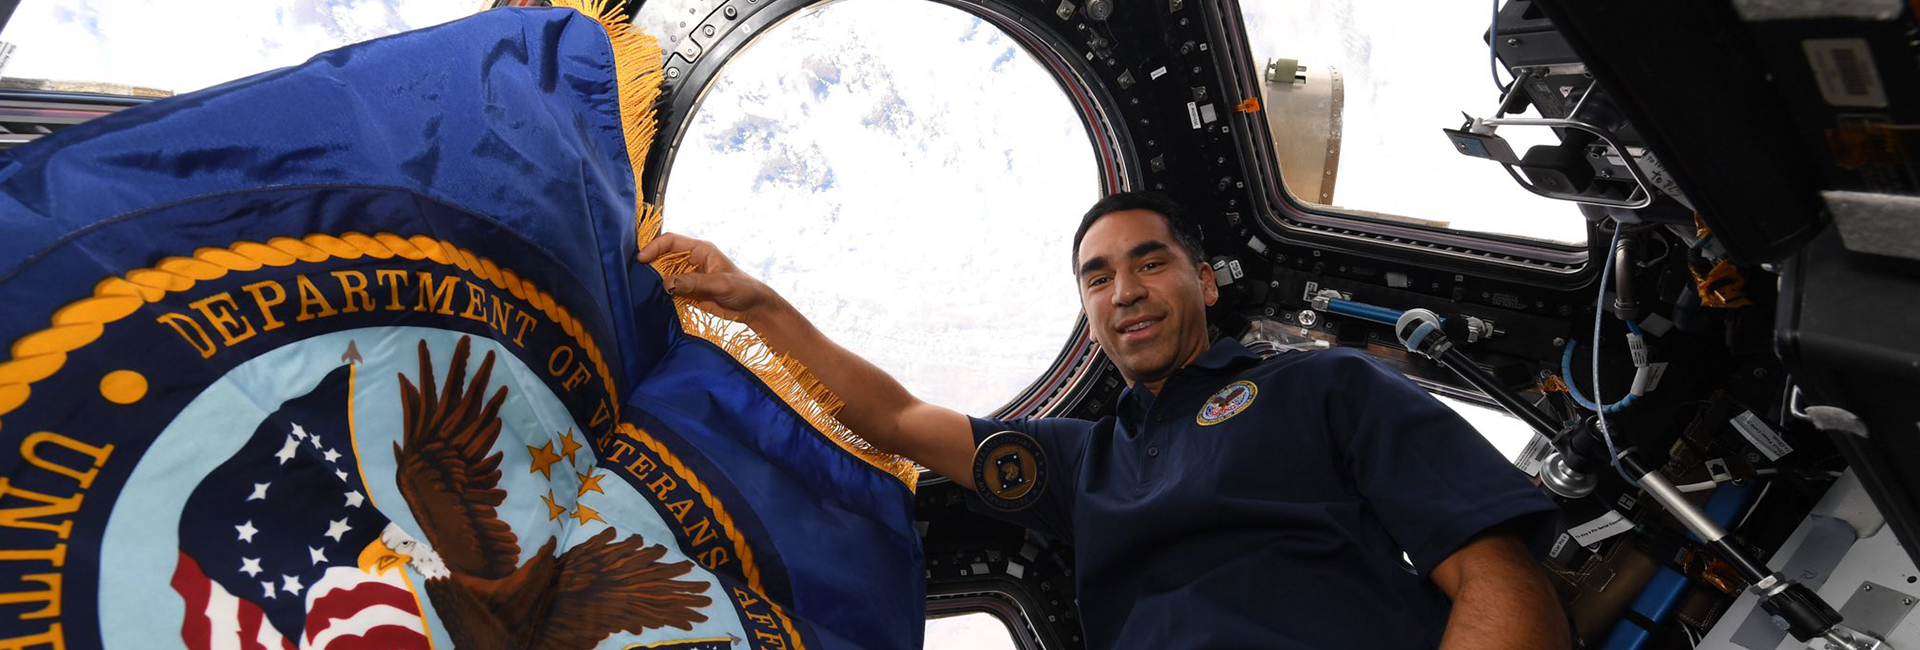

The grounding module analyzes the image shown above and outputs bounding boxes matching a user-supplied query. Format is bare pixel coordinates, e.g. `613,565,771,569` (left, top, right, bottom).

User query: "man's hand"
638,233,778,325
1431,531,1570,650
636,232,977,487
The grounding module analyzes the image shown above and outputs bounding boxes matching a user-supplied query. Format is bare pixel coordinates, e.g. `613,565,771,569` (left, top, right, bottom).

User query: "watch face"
973,430,1048,511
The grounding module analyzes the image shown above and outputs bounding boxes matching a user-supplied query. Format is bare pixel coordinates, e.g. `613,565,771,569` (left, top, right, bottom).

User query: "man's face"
1075,209,1218,391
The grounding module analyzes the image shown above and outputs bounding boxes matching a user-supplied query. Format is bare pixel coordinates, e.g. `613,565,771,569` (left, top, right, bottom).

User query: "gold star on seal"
541,491,566,521
571,502,604,525
559,428,584,465
577,471,605,497
527,441,562,480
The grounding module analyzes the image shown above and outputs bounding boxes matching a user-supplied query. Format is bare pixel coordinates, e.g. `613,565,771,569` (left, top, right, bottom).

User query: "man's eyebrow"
1129,241,1172,260
1078,255,1111,278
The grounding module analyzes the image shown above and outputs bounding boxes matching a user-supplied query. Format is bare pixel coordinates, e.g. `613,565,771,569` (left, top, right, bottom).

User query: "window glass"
1239,2,1588,245
662,0,1097,416
1,0,472,93
925,611,1021,650
1436,394,1540,468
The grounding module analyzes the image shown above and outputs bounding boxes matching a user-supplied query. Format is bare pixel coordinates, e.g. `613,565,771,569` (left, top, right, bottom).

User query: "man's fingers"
638,232,701,263
664,272,726,298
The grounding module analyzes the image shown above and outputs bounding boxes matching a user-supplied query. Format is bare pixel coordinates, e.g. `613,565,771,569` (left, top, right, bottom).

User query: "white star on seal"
290,423,308,441
309,546,328,565
235,521,259,543
261,581,276,599
240,557,262,577
344,491,365,508
324,518,351,541
275,437,299,465
334,469,349,482
309,433,324,449
281,575,303,596
247,482,270,501
322,448,342,464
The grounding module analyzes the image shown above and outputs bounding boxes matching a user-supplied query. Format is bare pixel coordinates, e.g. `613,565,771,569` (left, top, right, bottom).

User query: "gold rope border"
616,422,808,650
0,233,622,432
556,0,918,491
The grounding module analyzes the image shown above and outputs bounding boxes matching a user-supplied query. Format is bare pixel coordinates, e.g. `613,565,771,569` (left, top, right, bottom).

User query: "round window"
662,0,1099,416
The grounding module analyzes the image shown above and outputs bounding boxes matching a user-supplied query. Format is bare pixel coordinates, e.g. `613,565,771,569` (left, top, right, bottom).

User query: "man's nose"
1111,271,1146,306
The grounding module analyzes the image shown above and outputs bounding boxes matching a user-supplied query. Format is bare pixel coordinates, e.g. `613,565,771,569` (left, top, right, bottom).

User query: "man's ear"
1196,261,1220,306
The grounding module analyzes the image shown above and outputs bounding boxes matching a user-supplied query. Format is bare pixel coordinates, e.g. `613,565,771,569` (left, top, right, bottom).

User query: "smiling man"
639,191,1567,650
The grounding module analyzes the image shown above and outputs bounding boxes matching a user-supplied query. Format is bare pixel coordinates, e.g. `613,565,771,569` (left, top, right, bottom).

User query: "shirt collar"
1115,338,1261,413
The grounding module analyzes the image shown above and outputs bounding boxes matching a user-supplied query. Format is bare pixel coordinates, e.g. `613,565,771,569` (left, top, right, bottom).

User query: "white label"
1186,102,1201,129
1549,532,1571,558
1150,65,1168,80
1199,103,1219,124
1804,39,1888,108
1643,362,1670,392
1639,313,1673,337
1227,259,1244,280
1627,334,1649,367
1568,510,1635,547
1732,411,1793,461
1514,433,1551,477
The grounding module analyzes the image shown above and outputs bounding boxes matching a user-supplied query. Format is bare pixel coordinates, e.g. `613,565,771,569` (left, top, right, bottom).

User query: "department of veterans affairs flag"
0,4,924,650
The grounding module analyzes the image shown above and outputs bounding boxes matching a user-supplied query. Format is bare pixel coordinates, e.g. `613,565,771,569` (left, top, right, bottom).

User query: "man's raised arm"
638,233,979,489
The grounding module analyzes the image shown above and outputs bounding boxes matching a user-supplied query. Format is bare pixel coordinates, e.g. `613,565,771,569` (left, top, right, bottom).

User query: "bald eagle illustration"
359,337,713,650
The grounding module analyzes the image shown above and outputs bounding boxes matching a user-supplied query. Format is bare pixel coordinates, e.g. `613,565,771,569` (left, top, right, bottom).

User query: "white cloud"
2,0,473,93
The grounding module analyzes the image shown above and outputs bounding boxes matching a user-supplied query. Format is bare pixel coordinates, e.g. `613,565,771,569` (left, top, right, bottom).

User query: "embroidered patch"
973,431,1048,511
1196,380,1259,426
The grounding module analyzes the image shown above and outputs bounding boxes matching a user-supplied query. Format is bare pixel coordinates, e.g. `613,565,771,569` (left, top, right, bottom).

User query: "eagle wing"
529,527,715,650
393,336,521,579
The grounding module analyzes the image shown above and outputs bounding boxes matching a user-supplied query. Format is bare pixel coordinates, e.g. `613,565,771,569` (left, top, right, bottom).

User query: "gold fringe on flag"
554,0,919,492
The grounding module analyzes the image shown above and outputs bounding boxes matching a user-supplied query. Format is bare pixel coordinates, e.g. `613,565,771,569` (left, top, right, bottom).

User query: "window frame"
1205,0,1601,284
925,592,1047,650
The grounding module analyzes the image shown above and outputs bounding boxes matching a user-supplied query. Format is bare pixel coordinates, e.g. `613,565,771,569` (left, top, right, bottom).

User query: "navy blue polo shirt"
965,339,1556,650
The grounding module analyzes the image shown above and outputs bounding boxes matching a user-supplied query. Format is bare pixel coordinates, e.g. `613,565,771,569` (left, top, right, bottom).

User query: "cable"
1561,341,1637,413
1595,226,1637,485
1489,0,1509,93
1676,469,1782,493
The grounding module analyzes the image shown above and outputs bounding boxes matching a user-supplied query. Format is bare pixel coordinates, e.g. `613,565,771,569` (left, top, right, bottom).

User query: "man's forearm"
742,295,973,483
747,296,917,441
1433,534,1570,650
1437,578,1566,650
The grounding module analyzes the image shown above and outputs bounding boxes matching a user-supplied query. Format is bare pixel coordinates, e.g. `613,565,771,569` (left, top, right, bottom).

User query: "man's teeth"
1123,321,1154,332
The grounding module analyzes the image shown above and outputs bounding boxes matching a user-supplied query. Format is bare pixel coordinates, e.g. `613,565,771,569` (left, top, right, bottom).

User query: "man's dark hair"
1071,191,1207,274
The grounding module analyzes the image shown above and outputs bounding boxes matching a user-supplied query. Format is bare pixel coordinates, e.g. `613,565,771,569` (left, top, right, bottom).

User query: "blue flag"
0,4,924,650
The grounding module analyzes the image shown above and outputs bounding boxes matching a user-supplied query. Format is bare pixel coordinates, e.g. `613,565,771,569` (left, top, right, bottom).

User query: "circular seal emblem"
1196,380,1259,426
972,430,1047,511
